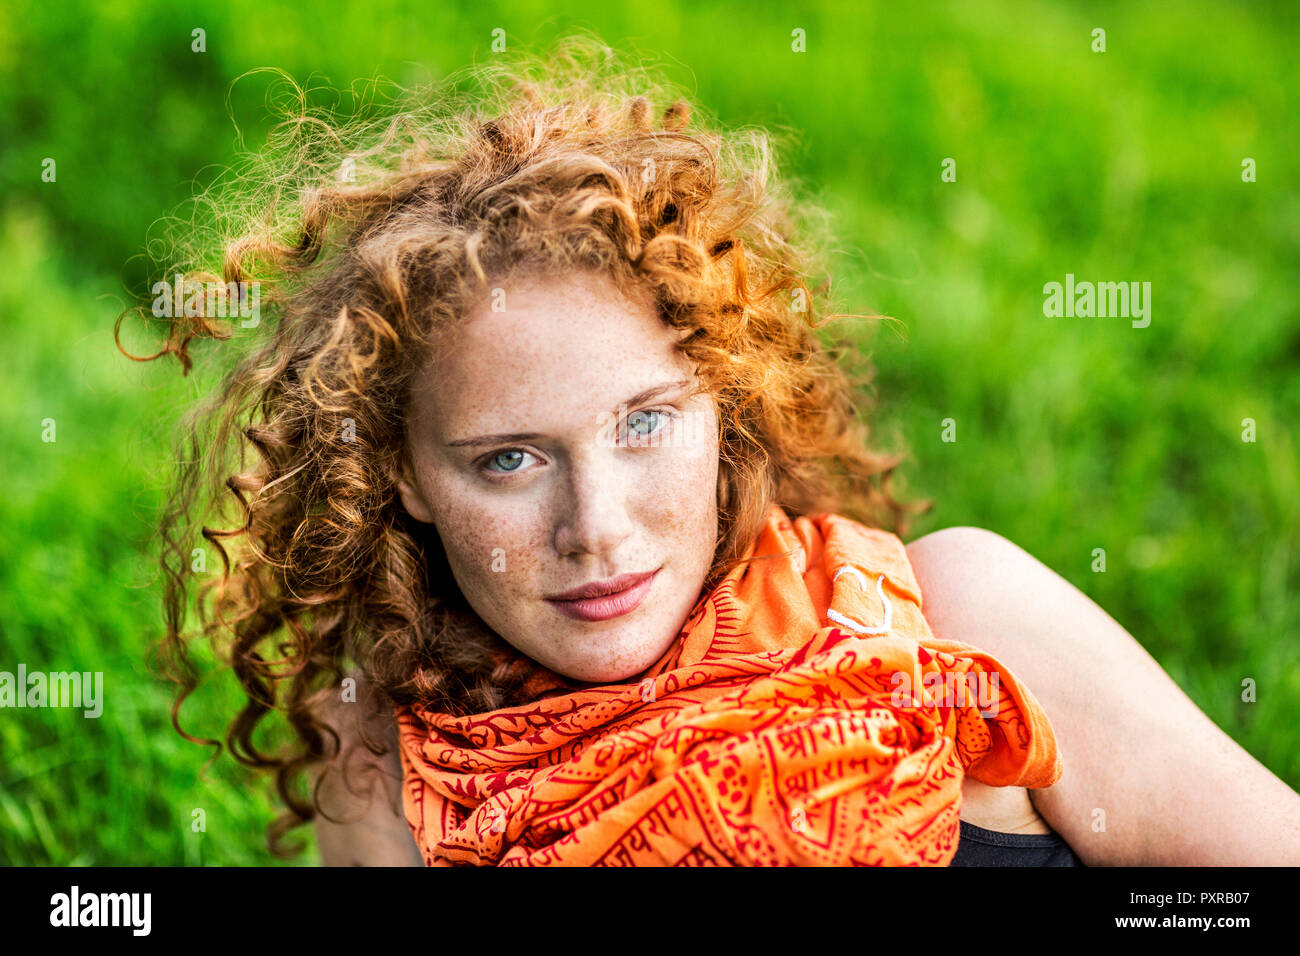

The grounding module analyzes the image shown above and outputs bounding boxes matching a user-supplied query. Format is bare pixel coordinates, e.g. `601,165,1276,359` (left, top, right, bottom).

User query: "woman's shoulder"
904,526,1085,628
905,524,1040,571
902,525,1111,687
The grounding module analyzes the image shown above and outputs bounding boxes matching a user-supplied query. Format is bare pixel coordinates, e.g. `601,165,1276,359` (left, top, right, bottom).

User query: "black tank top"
948,820,1085,866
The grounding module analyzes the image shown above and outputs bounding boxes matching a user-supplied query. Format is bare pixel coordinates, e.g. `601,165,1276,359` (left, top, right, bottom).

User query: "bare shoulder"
904,525,1300,865
904,525,1144,666
906,524,1023,567
905,526,1070,616
904,523,1216,707
904,525,1107,668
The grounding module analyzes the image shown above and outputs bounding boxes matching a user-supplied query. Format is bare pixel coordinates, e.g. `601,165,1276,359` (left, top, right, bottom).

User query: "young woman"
125,35,1300,867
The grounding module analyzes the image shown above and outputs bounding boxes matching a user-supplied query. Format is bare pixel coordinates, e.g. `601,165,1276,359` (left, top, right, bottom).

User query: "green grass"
1,0,1297,864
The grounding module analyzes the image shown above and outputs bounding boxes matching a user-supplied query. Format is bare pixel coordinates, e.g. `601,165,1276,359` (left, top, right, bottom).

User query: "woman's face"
396,269,721,683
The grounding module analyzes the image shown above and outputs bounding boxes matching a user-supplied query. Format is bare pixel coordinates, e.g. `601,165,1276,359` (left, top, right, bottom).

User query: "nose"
553,451,635,559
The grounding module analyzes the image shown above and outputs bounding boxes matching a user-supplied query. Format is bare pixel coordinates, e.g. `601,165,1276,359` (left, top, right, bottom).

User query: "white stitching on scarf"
827,566,893,635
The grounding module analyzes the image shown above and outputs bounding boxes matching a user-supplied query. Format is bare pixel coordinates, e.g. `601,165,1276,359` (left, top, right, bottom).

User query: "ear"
393,453,436,524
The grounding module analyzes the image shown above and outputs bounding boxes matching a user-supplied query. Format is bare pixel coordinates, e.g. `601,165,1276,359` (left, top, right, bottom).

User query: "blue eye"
482,449,534,474
624,409,673,444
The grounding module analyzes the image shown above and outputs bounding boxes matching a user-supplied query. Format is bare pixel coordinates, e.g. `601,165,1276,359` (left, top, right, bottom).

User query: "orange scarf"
394,504,1062,866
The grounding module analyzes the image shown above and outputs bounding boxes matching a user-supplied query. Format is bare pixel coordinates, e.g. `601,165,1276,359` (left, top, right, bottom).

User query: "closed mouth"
544,569,661,623
545,569,659,603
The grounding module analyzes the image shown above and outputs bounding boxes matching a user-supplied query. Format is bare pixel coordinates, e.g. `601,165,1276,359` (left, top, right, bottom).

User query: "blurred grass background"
1,0,1297,864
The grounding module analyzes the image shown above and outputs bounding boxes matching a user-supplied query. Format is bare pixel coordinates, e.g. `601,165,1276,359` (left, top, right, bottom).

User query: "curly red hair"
118,33,922,857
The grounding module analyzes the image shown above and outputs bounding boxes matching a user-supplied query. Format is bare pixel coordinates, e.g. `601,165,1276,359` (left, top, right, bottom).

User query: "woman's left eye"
623,408,674,444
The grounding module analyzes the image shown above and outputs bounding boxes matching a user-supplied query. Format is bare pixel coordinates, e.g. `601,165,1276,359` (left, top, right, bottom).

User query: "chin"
553,631,676,684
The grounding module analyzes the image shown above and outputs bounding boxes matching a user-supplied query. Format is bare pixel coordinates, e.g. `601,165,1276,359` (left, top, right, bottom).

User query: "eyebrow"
444,378,695,448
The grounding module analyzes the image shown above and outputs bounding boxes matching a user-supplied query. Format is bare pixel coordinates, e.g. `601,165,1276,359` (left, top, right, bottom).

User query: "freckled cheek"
649,432,720,545
422,471,541,606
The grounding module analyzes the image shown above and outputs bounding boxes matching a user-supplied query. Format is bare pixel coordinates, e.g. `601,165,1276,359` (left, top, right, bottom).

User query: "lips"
545,569,660,622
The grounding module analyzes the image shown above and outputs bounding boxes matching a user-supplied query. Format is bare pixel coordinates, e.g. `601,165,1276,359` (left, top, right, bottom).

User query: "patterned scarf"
394,503,1062,865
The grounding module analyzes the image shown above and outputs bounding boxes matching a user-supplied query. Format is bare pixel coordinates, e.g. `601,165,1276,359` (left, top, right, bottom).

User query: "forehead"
413,271,694,432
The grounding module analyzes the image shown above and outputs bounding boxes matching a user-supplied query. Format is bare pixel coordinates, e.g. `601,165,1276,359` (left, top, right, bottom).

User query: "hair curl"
118,32,924,858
